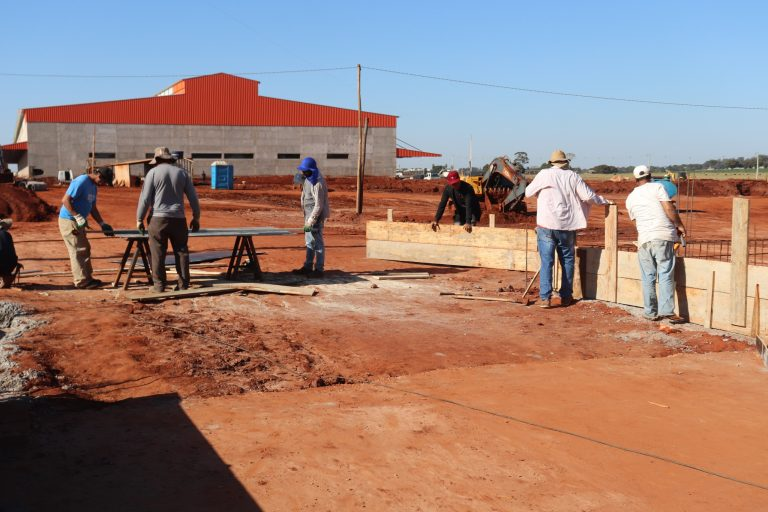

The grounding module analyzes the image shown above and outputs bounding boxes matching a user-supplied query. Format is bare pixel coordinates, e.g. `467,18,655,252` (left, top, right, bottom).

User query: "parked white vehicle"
423,172,437,180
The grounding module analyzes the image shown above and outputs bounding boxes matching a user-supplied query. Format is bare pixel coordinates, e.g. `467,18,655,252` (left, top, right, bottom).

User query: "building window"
88,152,116,159
277,153,300,159
191,153,222,159
224,153,254,159
327,153,349,159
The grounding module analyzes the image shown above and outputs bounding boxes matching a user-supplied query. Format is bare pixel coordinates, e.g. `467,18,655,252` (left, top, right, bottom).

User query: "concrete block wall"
25,123,397,178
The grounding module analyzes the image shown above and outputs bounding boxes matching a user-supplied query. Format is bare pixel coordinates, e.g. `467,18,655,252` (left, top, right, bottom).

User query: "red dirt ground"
1,178,767,510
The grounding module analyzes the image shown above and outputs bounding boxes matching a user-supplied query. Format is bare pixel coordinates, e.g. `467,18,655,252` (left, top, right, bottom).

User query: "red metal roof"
1,142,27,151
21,73,397,128
396,147,441,158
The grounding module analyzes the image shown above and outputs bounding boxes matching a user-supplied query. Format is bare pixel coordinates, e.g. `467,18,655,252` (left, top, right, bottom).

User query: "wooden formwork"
366,200,768,341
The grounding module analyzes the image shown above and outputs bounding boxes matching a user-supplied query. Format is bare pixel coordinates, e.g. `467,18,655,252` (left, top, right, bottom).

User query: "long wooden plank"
130,286,239,302
453,295,517,303
730,198,749,326
367,239,539,271
372,275,431,280
212,282,317,296
366,221,536,251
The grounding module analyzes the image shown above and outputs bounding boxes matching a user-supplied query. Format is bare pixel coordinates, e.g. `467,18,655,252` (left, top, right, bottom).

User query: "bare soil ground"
1,178,767,510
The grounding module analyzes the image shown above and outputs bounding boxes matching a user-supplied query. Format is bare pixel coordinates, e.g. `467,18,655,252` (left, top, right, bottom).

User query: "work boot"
292,266,311,275
660,314,686,324
538,298,551,309
151,283,165,294
560,297,574,307
84,279,104,289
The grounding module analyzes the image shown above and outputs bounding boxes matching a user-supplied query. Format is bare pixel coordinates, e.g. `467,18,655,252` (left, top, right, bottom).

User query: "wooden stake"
488,214,495,228
605,204,619,303
387,208,393,222
730,197,749,326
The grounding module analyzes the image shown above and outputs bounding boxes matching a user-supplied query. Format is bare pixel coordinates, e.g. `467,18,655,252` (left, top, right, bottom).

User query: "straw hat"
548,149,570,166
149,146,175,165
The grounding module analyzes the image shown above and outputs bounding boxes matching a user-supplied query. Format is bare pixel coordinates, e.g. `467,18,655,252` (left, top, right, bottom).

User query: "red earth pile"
0,184,57,221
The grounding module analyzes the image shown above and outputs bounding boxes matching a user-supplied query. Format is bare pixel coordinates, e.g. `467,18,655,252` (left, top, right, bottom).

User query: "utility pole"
468,136,472,176
756,153,760,180
356,64,363,214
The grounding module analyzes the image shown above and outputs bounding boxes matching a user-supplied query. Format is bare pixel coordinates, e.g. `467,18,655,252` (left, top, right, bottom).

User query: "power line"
364,66,768,111
0,66,357,79
396,137,425,152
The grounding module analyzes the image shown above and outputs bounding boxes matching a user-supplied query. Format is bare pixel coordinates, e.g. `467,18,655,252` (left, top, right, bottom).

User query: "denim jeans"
536,228,575,301
303,222,325,271
637,240,676,318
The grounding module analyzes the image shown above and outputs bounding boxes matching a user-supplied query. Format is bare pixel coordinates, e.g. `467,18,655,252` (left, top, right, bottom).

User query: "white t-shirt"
625,182,678,245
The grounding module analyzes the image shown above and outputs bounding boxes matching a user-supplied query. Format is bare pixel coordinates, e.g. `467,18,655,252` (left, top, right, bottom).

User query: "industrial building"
1,73,439,179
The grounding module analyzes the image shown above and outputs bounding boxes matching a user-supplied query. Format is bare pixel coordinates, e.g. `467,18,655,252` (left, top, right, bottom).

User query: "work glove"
137,221,145,234
189,218,200,233
73,214,88,230
463,223,473,233
100,222,114,236
303,225,312,233
430,221,440,232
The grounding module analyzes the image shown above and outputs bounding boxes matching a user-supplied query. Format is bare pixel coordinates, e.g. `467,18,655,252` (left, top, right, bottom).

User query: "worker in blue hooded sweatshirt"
293,157,330,278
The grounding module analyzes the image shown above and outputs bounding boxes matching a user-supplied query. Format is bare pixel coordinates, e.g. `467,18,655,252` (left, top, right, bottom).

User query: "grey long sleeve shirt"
136,163,201,221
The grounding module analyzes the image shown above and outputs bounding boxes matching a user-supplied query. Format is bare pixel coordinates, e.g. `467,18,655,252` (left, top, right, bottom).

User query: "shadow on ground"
0,393,262,512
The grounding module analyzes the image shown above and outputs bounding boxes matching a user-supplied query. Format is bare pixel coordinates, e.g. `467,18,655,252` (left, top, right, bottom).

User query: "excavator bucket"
482,156,527,214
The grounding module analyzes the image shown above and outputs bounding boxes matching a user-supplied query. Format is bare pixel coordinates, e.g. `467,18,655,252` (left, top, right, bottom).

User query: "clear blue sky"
1,0,766,169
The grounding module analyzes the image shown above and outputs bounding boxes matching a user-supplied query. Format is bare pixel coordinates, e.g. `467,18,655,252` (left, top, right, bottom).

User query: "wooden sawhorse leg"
112,238,136,288
123,239,153,290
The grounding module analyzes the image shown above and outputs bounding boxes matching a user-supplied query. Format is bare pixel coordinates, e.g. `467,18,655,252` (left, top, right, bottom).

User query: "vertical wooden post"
572,239,583,300
605,204,618,303
355,64,363,215
730,197,749,327
387,208,393,222
358,117,369,213
704,270,715,329
488,214,495,228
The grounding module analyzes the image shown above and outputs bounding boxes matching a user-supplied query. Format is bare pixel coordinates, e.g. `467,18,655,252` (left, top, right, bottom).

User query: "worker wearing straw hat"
525,150,610,308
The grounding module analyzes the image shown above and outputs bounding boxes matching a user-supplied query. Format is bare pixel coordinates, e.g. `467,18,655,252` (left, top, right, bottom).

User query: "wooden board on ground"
130,286,239,302
211,282,318,296
452,295,518,303
371,274,431,280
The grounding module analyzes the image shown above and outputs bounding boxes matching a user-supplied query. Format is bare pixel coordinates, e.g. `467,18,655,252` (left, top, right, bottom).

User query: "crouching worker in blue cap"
293,157,329,278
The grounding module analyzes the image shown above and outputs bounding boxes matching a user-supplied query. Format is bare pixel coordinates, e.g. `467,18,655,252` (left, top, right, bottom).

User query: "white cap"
633,165,651,179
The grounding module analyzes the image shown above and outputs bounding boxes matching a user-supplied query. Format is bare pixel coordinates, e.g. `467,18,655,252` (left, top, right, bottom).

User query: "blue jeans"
536,228,575,301
637,240,676,318
303,222,325,271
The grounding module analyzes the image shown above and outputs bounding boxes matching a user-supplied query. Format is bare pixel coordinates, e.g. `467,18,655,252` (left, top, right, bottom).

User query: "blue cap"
297,157,319,172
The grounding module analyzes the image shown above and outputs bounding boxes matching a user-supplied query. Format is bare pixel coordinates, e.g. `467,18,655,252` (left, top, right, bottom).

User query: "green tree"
513,151,529,169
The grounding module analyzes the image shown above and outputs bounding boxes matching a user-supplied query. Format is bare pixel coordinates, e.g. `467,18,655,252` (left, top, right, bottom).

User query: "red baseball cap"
446,170,461,184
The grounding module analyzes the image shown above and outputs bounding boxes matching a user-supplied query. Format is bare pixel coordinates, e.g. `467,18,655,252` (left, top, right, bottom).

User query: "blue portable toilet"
211,161,234,190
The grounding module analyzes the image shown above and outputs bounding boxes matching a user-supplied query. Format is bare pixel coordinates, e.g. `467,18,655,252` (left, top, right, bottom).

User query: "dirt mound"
0,184,57,222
